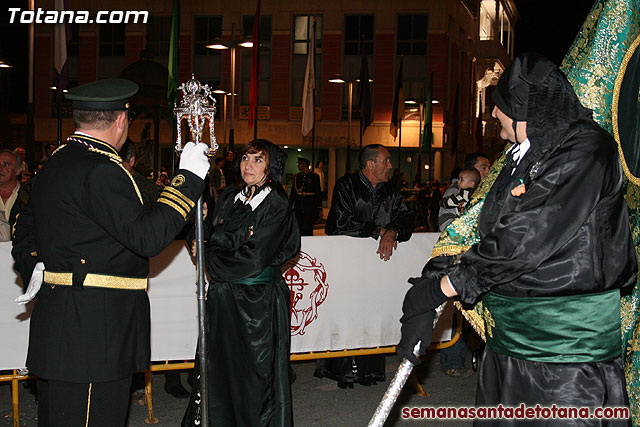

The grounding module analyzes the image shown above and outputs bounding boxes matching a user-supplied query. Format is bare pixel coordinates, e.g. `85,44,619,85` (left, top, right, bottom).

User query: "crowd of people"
7,49,639,427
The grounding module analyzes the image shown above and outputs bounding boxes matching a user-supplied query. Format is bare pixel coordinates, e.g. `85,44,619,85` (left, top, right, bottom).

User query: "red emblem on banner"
284,251,328,336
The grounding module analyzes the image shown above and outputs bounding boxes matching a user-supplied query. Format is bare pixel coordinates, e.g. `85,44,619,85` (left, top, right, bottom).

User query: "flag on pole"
358,48,372,134
389,57,404,139
301,19,316,137
248,0,261,128
421,72,433,154
53,0,70,89
450,83,460,155
167,0,180,108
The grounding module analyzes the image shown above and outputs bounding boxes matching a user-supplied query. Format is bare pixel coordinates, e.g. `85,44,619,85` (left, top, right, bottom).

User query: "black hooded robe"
444,55,637,426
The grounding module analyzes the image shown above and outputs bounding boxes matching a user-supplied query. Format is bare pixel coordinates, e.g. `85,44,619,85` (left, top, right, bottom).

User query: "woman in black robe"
183,139,300,427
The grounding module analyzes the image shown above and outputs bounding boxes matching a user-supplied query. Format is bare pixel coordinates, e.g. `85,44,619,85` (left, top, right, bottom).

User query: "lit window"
479,0,495,41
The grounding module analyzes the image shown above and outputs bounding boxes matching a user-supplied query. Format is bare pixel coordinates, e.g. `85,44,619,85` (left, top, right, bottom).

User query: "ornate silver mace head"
173,74,218,155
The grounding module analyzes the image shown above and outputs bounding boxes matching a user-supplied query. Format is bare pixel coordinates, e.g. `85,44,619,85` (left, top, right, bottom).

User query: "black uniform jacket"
289,172,321,211
325,171,413,242
447,121,637,302
12,134,204,383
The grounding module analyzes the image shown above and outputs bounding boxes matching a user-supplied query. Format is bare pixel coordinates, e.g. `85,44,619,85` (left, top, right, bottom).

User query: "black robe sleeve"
380,187,414,243
448,127,637,303
11,195,40,287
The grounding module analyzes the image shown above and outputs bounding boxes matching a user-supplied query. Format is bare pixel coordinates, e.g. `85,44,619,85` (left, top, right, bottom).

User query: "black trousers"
37,376,132,427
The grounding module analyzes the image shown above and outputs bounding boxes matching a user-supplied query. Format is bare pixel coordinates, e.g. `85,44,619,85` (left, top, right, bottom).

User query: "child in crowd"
439,168,481,227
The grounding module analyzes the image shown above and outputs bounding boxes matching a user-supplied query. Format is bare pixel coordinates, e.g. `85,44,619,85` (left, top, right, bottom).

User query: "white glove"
179,142,210,180
16,262,45,305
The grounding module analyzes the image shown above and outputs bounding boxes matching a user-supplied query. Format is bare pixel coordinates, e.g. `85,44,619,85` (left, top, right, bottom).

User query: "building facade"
19,0,517,196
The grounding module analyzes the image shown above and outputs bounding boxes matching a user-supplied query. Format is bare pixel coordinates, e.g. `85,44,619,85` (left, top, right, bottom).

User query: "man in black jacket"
12,78,210,426
318,144,414,388
325,144,413,261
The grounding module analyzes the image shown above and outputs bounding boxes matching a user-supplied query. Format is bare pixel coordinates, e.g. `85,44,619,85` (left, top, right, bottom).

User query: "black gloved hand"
397,311,434,365
401,276,449,322
397,276,449,365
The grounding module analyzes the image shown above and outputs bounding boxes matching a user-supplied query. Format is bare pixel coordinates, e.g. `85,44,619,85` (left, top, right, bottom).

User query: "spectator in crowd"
40,143,57,164
12,78,209,426
319,144,414,388
439,168,481,231
120,139,158,209
289,157,321,236
314,160,325,193
0,149,29,242
464,152,491,181
211,157,226,193
222,149,236,187
14,147,29,174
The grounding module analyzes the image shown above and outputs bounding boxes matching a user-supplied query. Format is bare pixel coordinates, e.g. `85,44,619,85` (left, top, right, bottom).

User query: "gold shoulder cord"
85,145,144,205
612,35,640,185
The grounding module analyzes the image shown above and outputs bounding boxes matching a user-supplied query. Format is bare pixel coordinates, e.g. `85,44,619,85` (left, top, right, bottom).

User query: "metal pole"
417,103,422,183
229,45,236,152
346,81,352,175
194,196,209,427
57,89,62,146
223,94,228,146
397,119,402,169
368,302,447,426
27,0,35,166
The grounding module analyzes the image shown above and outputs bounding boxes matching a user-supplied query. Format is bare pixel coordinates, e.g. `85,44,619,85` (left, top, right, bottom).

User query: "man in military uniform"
12,78,210,426
289,157,321,236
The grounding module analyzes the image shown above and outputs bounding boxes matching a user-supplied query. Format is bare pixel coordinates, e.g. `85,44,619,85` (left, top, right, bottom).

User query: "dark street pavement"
1,350,477,426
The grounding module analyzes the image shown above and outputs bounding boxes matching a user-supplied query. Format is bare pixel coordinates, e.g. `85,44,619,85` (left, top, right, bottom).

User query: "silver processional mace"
367,302,447,427
174,74,218,426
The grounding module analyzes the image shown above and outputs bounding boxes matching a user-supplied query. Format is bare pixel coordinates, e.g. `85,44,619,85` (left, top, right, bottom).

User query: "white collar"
234,187,272,211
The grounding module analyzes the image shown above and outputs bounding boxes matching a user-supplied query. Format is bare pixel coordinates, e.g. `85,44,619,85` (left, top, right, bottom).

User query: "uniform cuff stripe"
159,190,192,212
158,197,188,219
164,186,195,209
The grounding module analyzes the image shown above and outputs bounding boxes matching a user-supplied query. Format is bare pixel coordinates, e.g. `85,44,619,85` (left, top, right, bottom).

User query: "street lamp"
206,37,253,152
404,97,439,182
212,88,238,147
0,58,13,68
328,75,373,174
328,75,354,174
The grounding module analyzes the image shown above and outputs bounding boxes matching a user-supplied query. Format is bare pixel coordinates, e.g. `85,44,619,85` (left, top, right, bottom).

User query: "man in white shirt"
0,149,23,241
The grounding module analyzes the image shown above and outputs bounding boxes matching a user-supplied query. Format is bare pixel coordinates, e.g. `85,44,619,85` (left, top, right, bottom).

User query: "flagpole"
249,0,261,140
311,18,316,168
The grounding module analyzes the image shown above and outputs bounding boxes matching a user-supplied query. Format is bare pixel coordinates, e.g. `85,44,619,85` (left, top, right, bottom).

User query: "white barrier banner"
1,233,449,368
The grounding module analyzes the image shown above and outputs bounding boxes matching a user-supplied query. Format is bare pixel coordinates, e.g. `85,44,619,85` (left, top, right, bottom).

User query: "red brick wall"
270,33,291,121
78,35,97,85
373,33,395,122
125,34,144,66
320,34,342,121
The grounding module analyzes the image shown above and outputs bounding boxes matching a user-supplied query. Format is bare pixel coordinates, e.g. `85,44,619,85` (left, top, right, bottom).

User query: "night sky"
0,0,596,116
513,0,595,65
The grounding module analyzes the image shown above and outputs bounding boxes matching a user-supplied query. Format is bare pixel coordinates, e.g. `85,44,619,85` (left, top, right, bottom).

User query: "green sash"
233,266,281,286
482,289,621,363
